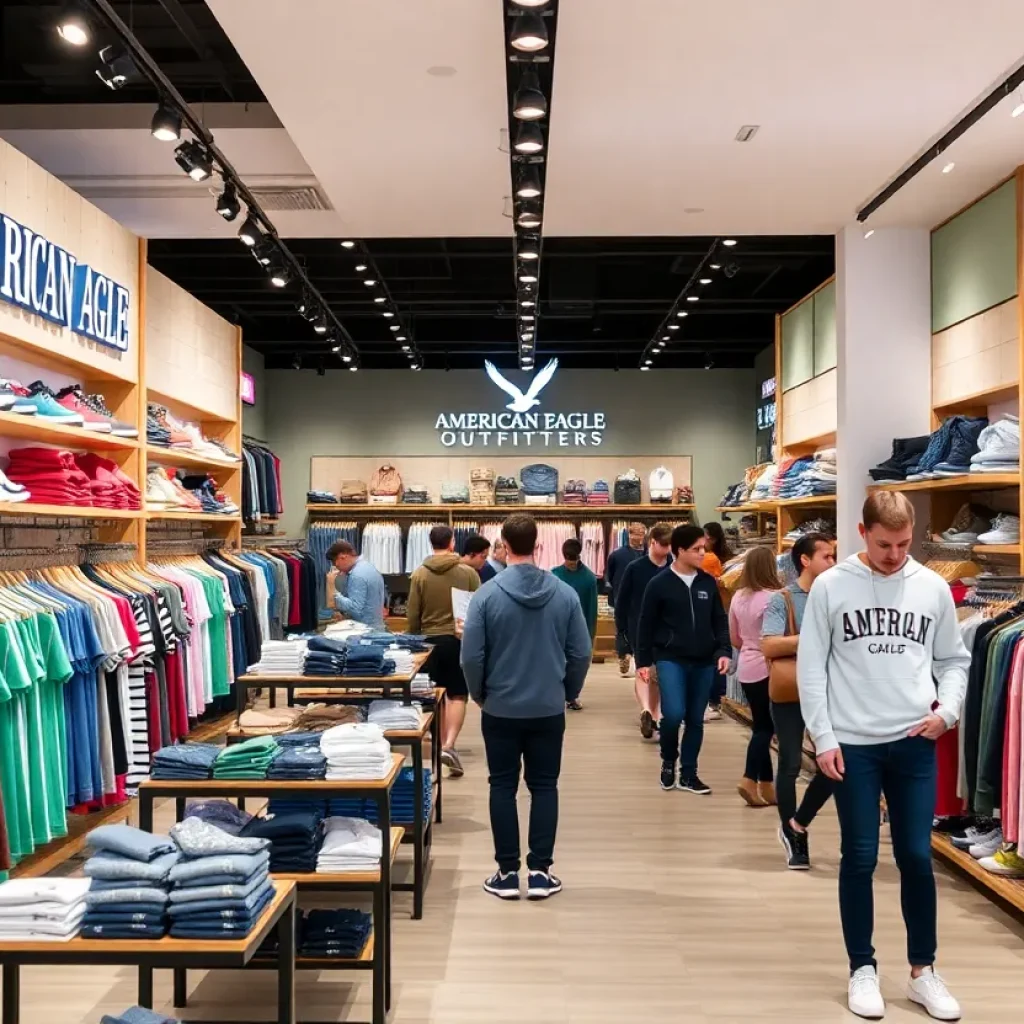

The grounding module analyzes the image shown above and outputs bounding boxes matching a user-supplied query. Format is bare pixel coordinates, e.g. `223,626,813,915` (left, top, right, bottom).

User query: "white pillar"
835,226,932,553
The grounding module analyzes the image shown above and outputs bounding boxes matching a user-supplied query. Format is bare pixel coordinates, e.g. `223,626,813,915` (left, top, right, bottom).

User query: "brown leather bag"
767,589,799,704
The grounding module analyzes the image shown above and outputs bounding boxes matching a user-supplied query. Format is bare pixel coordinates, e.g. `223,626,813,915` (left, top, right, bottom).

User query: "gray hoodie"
460,562,593,718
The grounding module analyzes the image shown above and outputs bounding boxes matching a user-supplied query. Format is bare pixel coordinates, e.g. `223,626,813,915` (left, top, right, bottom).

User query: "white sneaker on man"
906,968,961,1020
848,966,885,1019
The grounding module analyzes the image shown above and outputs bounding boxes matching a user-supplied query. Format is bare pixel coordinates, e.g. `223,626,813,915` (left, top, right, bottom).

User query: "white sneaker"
907,968,961,1021
968,827,1003,859
977,513,1021,545
848,966,885,1019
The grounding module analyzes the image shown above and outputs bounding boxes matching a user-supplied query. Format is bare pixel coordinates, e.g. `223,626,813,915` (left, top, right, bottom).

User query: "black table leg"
434,699,444,824
269,684,277,709
412,740,424,920
175,797,186,824
238,797,247,813
376,790,392,1012
137,966,153,1009
173,968,187,1008
139,792,154,833
277,900,296,1024
2,963,20,1024
371,883,385,1024
235,678,247,721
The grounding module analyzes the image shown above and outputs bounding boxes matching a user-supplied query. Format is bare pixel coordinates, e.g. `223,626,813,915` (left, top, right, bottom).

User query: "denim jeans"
771,700,834,829
655,660,714,774
481,712,565,873
833,736,937,971
740,680,774,782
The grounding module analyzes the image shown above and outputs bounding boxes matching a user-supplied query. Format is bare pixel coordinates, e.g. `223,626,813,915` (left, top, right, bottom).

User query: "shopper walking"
798,493,969,1021
461,514,592,901
728,545,781,807
761,532,836,870
635,524,730,795
552,537,598,711
605,522,646,676
408,525,480,778
614,523,672,738
479,539,507,583
326,540,387,630
461,535,491,574
702,522,733,721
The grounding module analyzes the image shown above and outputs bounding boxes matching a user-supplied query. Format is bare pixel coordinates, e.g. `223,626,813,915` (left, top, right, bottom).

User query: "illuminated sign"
761,377,776,399
757,401,776,431
241,371,255,406
0,212,130,352
434,359,606,447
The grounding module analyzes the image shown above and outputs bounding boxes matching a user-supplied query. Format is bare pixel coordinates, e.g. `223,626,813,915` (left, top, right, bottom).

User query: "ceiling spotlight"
514,122,544,155
517,202,542,229
640,365,650,372
863,228,875,239
401,345,411,353
314,315,329,335
521,314,535,322
669,324,679,331
516,166,543,200
519,272,538,284
363,279,377,287
676,311,688,318
699,277,711,285
511,13,548,52
1013,102,1024,118
657,341,666,348
396,335,407,341
390,324,401,332
709,262,722,270
341,240,356,249
174,140,213,182
522,299,536,308
349,365,358,373
644,358,652,366
518,244,540,261
95,45,137,90
373,296,386,304
215,182,240,221
56,3,90,45
342,352,353,363
942,161,955,174
686,295,699,302
297,291,317,320
515,0,552,7
253,241,275,266
382,311,395,318
411,362,423,372
151,103,182,142
355,263,367,272
513,71,547,120
331,343,341,353
269,262,291,288
238,212,262,247
290,353,301,370
722,238,738,246
661,336,669,342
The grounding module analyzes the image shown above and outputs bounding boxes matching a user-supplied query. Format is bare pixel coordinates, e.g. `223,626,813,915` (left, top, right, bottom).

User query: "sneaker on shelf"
165,473,203,511
146,471,174,509
441,748,464,778
76,388,138,437
216,491,240,515
977,514,1021,545
950,824,999,851
12,380,84,424
778,824,811,870
848,966,885,1020
978,846,1024,877
0,379,38,415
968,827,1004,859
939,503,991,544
181,422,228,459
53,387,114,432
639,710,655,739
660,762,676,791
483,870,520,900
0,467,30,504
526,870,562,900
906,968,961,1021
149,403,192,447
704,706,723,722
678,774,712,796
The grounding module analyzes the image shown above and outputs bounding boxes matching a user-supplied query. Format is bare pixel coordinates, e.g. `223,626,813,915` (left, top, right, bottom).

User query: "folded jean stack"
317,816,383,873
402,483,431,504
562,479,587,505
494,476,521,505
307,489,339,504
247,639,309,676
82,826,179,938
305,634,350,677
151,743,222,780
470,467,495,505
367,700,422,731
102,1007,181,1024
326,767,433,825
298,908,372,958
321,722,393,780
587,479,610,505
213,736,281,779
774,449,837,500
267,738,327,780
240,806,324,873
749,464,778,502
971,414,1020,474
342,643,394,677
869,434,931,482
521,463,558,505
167,818,273,939
0,877,90,941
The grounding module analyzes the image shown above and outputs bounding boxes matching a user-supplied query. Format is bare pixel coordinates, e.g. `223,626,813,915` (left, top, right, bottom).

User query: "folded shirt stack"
101,1006,180,1024
247,639,308,677
306,489,339,504
184,800,253,836
237,706,304,735
586,479,610,505
320,722,394,780
240,807,323,873
82,825,179,938
368,699,423,731
213,736,281,779
75,452,142,510
0,877,91,941
384,648,416,676
411,673,434,699
151,743,221,780
299,908,372,958
267,743,327,780
316,816,383,873
287,704,365,730
5,447,93,506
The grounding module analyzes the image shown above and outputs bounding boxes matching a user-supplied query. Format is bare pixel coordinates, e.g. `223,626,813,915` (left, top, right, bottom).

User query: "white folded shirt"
0,878,91,907
0,900,87,924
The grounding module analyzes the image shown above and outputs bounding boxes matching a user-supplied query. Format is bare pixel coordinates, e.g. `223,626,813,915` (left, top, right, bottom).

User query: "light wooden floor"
18,662,1024,1023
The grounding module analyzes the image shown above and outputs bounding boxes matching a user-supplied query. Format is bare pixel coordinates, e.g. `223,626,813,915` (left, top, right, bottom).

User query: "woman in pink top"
728,546,782,807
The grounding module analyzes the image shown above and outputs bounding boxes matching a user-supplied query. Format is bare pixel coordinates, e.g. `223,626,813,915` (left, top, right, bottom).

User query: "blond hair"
862,491,915,530
737,545,781,593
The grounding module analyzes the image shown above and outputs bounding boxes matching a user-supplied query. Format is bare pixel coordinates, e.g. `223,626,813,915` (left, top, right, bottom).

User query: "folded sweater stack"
213,736,280,779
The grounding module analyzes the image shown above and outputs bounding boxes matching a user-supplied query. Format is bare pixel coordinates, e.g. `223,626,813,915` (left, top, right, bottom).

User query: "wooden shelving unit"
145,510,242,524
145,444,241,473
0,410,140,451
308,502,695,516
869,473,1019,493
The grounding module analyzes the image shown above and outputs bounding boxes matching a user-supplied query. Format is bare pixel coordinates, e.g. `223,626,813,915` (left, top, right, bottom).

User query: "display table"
0,881,297,1024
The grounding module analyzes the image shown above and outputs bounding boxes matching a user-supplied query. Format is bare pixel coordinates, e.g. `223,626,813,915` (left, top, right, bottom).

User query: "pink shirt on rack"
728,588,775,683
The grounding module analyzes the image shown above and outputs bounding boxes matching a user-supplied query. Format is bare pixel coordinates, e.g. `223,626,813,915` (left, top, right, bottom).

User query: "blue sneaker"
483,870,520,900
19,380,84,424
526,870,562,900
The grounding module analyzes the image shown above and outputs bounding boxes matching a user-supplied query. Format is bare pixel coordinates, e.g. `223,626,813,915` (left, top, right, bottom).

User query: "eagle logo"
484,358,559,412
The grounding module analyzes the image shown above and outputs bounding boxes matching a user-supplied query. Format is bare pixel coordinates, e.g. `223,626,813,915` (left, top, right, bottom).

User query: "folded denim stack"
904,416,987,480
248,639,308,677
240,807,323,873
340,644,393,677
317,817,383,873
213,736,280,779
82,826,178,938
303,634,351,677
774,454,837,500
717,481,749,507
358,631,431,653
494,476,521,504
970,414,1020,473
402,483,431,504
0,877,90,941
587,479,610,505
368,699,422,731
869,435,931,482
321,723,393,780
267,743,327,780
101,1006,180,1024
184,800,253,836
151,743,221,780
307,489,339,504
299,908,373,958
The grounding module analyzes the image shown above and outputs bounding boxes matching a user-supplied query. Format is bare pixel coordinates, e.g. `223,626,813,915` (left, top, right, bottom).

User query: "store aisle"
20,663,1024,1024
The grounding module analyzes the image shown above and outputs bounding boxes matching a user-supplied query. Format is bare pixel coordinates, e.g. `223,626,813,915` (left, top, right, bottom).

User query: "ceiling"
1,1,1023,369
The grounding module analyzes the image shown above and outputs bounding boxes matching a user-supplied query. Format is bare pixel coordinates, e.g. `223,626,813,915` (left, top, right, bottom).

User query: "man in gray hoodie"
461,513,592,902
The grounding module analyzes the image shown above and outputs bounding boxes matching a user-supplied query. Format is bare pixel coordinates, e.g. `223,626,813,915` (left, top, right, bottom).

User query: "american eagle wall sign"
434,359,607,448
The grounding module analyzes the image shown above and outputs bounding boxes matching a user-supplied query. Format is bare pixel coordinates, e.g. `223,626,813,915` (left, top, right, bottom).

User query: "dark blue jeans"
655,660,714,774
833,736,937,971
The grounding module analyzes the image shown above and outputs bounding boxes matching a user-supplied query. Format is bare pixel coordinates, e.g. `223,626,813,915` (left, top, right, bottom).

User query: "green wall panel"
813,280,837,374
781,298,814,391
932,179,1017,333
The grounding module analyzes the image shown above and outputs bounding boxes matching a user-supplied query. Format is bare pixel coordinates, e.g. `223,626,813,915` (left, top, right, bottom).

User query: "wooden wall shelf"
869,474,1020,493
0,411,140,451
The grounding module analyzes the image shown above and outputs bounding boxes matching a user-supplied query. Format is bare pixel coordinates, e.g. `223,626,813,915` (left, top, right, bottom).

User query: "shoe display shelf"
137,757,406,1024
930,833,1024,916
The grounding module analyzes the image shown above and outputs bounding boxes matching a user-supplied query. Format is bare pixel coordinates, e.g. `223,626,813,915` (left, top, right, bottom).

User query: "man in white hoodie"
798,492,969,1022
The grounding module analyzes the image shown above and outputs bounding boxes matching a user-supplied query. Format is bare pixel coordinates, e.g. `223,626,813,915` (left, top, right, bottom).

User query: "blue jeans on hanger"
655,660,714,775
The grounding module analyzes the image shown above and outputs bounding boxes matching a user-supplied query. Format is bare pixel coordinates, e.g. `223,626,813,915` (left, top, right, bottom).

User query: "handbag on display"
520,463,558,496
613,469,642,504
370,463,403,496
766,589,799,704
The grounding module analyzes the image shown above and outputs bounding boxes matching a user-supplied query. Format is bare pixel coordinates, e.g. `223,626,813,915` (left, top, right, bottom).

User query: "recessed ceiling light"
382,311,394,318
514,122,544,155
510,14,548,52
722,238,737,246
363,279,377,286
676,311,688,318
355,263,367,272
522,300,535,307
669,325,679,331
699,278,711,285
863,229,875,239
390,324,400,331
710,262,722,270
373,296,386,304
341,240,356,249
1013,102,1024,118
942,161,955,174
519,273,538,283
640,365,650,372
686,295,699,302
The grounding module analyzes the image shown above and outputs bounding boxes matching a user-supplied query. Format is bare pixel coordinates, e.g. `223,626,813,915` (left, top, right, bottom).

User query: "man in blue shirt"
326,540,387,630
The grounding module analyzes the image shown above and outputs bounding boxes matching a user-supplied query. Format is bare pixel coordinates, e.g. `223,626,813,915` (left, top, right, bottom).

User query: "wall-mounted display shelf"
869,474,1020,494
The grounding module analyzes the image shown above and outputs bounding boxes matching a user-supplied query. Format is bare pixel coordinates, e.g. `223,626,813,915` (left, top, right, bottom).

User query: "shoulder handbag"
767,589,799,704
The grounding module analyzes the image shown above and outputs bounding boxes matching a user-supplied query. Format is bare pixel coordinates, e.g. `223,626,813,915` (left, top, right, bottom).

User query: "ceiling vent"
735,124,760,142
248,184,333,211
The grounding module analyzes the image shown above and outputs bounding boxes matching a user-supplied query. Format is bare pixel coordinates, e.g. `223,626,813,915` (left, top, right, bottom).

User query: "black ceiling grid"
502,0,559,372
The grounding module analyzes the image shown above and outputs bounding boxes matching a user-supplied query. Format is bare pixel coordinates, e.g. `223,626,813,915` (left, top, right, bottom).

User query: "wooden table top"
274,827,404,885
239,651,430,686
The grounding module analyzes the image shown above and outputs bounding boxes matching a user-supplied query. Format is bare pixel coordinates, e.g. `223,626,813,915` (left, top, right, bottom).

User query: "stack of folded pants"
402,484,431,504
316,816,383,873
213,736,280,779
299,908,372,958
0,877,91,941
329,767,432,824
321,723,393,780
151,743,221,780
82,825,178,938
342,644,391,677
267,742,327,780
240,807,323,872
304,635,350,677
306,490,339,504
5,447,93,506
